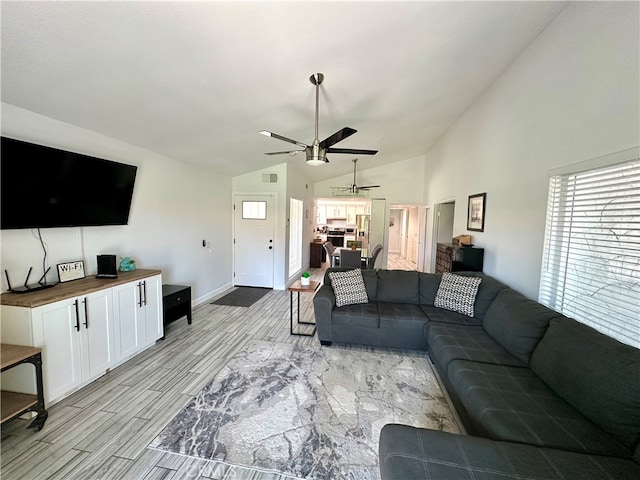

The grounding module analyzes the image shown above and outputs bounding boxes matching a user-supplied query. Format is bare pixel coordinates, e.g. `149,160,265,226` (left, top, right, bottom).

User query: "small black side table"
162,285,192,336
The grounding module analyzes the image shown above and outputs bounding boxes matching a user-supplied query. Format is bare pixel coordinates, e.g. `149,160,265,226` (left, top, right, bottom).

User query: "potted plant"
301,271,311,286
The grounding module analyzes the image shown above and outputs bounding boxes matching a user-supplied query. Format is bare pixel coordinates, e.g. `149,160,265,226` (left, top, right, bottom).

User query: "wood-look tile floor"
0,267,437,480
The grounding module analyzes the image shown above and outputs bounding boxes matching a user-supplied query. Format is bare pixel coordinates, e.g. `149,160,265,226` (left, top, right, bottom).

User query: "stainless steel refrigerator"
355,214,370,250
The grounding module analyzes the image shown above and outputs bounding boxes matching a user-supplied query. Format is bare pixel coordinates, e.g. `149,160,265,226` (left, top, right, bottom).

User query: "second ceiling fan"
260,73,378,165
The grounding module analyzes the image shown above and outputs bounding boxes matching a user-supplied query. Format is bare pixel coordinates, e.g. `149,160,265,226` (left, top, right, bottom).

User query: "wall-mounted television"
1,137,138,229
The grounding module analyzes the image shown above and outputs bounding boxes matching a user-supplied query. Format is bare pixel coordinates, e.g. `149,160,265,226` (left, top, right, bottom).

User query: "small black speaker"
96,255,118,278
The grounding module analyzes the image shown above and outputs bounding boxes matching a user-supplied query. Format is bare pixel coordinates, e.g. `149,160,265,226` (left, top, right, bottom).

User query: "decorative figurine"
119,257,136,272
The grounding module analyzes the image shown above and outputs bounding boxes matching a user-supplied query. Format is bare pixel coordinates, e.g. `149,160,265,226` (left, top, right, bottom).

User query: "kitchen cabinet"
113,275,162,360
0,269,162,406
346,205,358,224
317,205,327,224
327,204,347,219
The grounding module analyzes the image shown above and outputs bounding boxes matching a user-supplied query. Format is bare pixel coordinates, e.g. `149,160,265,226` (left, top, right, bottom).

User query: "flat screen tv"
1,137,138,229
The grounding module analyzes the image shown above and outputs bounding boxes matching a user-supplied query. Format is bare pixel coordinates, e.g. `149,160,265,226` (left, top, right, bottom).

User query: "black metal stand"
290,290,317,337
1,350,48,430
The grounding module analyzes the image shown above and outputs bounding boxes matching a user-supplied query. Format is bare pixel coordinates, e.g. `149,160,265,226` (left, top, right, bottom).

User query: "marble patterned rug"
149,340,459,479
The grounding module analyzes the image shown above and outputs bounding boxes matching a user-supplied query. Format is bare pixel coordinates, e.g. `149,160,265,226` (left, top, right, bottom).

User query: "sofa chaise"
313,267,640,479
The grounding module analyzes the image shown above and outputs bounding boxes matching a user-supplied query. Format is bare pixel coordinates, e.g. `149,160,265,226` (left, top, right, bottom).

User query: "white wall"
232,162,317,289
314,155,426,203
422,2,640,299
1,103,233,304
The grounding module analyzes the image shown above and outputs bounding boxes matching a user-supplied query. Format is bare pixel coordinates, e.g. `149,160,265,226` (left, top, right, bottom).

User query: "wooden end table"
288,280,320,337
162,285,192,339
1,344,48,430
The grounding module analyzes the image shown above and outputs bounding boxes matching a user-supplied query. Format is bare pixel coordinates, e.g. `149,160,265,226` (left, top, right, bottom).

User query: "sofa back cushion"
376,270,419,304
325,267,377,301
418,273,442,304
530,318,640,450
453,272,509,319
483,289,560,363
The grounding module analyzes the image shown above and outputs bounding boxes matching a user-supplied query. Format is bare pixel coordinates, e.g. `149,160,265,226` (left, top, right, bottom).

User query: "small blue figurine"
119,257,136,272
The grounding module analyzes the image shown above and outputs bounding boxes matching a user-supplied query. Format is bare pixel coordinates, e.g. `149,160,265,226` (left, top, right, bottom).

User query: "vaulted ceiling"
1,1,567,182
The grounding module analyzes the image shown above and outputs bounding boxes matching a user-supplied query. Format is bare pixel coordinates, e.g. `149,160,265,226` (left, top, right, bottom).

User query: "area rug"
149,340,459,479
211,286,271,307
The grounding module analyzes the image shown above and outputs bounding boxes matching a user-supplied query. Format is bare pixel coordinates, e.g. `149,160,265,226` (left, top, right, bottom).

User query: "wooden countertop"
0,269,162,308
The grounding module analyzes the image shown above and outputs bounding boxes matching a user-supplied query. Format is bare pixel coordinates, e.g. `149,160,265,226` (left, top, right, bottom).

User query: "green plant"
301,271,310,278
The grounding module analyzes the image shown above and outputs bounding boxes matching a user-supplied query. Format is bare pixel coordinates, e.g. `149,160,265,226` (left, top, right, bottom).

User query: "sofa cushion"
329,269,368,307
332,303,379,329
379,425,640,480
419,305,483,326
455,272,510,320
418,272,442,305
378,303,427,329
447,359,630,457
530,317,640,451
483,288,561,363
425,322,525,371
434,273,481,317
376,270,419,304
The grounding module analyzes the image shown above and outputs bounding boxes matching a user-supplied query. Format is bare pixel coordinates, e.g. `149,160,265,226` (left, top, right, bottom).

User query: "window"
539,152,640,348
242,201,266,220
289,198,303,275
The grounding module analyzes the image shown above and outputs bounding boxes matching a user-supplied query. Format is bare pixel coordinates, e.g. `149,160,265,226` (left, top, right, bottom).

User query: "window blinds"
539,157,640,348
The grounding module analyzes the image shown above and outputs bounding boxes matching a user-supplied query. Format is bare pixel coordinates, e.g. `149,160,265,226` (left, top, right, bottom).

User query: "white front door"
234,195,275,288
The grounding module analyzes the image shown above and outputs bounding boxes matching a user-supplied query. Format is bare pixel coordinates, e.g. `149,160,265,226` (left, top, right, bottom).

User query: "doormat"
149,340,458,479
211,287,271,307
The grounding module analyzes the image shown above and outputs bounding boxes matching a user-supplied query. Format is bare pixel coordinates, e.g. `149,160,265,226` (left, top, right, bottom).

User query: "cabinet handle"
74,299,80,332
83,298,89,328
137,282,143,308
143,281,147,306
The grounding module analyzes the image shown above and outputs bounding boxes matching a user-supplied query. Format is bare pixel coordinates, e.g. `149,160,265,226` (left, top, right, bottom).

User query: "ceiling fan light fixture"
259,130,272,137
306,157,328,166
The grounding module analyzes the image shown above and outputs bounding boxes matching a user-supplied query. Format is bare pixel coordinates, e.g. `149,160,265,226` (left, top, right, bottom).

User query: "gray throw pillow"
434,273,482,317
329,269,369,307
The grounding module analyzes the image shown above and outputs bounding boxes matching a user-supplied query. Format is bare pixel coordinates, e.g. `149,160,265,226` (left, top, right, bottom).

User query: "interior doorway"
388,204,421,270
430,200,455,271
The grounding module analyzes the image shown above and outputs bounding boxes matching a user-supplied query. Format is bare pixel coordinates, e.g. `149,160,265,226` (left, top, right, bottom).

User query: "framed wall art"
57,260,86,283
467,193,486,232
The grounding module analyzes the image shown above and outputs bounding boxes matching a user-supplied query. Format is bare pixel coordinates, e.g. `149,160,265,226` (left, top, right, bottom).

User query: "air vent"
262,173,278,183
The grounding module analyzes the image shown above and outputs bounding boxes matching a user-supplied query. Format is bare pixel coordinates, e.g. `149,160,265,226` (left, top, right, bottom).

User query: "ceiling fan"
332,158,381,195
260,73,378,166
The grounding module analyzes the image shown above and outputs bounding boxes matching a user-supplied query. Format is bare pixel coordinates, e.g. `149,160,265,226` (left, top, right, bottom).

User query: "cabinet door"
32,299,83,403
81,289,116,381
112,281,144,360
141,275,163,346
317,205,327,224
347,205,357,224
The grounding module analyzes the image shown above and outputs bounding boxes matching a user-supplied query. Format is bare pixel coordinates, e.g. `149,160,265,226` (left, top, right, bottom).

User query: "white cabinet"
113,274,162,360
1,289,115,405
0,270,162,407
346,205,358,224
317,205,327,225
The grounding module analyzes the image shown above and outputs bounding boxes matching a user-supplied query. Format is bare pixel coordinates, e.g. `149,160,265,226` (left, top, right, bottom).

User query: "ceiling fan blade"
326,148,378,155
264,150,304,156
358,185,381,190
259,130,307,148
319,127,357,148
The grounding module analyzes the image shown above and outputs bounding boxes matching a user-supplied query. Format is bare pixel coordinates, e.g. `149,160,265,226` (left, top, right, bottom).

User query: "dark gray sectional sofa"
313,268,640,480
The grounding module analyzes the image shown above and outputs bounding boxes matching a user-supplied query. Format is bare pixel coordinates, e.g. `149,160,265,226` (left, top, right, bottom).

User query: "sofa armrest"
313,284,336,342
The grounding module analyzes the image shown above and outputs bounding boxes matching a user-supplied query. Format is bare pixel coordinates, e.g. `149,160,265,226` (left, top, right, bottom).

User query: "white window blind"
539,156,640,348
288,198,303,275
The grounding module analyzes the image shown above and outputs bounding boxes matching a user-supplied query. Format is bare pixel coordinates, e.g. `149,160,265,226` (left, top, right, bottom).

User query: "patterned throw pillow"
434,273,482,317
329,269,369,308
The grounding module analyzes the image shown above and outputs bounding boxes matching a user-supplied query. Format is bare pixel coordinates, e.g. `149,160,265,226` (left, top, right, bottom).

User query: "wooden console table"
1,344,48,430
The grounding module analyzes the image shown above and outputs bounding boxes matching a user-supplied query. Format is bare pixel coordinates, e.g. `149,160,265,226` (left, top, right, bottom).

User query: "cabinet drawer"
163,290,190,310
